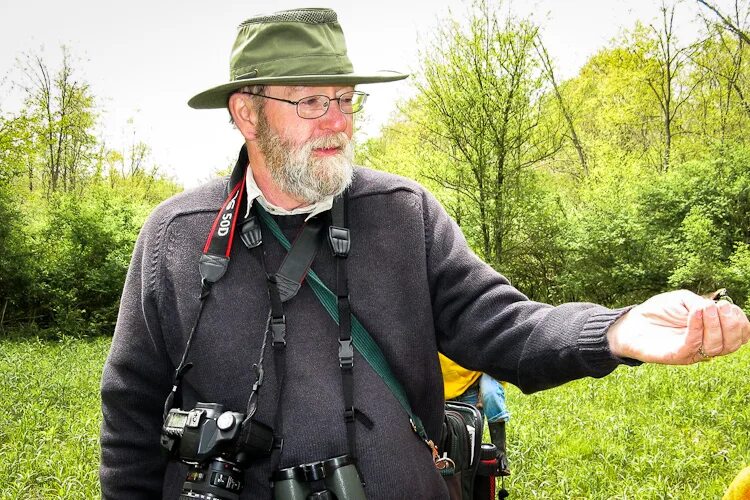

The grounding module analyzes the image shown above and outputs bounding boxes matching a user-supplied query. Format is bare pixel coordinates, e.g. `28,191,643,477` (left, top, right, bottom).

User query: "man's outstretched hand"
607,290,750,364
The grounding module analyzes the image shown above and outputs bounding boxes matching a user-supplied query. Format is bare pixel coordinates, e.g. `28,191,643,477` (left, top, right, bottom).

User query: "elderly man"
100,8,750,499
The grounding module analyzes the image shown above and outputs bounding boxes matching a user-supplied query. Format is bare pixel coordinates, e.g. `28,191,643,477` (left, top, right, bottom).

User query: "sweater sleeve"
422,189,636,393
99,211,174,498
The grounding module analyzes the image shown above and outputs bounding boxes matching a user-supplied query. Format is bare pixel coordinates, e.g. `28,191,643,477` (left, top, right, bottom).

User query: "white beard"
256,114,354,204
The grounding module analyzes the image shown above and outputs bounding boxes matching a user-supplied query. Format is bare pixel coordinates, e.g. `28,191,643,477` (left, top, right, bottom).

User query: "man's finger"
721,304,748,353
684,307,711,364
702,302,724,356
685,307,704,346
737,307,750,345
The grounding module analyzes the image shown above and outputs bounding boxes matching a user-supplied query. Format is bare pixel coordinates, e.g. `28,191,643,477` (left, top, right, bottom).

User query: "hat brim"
188,71,409,109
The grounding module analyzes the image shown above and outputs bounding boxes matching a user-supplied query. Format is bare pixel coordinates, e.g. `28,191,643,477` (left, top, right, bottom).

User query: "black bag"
440,401,484,500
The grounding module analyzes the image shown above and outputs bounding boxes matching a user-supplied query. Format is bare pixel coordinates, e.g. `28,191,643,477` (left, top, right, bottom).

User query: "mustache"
306,133,350,150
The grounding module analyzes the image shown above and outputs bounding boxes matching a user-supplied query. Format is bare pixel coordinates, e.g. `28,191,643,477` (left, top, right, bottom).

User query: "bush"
21,186,152,337
0,183,33,329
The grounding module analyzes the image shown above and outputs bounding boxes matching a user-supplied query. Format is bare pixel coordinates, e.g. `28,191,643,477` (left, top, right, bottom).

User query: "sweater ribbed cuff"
579,306,642,369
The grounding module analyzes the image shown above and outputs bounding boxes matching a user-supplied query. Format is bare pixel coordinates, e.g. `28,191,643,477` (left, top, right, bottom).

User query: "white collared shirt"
244,167,333,221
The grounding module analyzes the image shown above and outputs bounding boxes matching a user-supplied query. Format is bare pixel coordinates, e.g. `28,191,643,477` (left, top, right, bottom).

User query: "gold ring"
697,345,711,360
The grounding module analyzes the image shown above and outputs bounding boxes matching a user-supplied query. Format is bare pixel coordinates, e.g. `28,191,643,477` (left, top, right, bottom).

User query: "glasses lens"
297,95,329,118
339,92,367,114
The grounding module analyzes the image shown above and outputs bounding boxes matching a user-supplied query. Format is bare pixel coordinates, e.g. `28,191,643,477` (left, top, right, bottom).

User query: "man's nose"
318,100,349,133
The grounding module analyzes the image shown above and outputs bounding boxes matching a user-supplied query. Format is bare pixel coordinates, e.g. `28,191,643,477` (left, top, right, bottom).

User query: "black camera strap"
259,208,326,458
163,166,249,420
329,196,359,464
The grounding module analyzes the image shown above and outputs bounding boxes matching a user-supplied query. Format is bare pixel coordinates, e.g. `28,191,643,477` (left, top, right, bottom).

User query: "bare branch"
696,0,750,45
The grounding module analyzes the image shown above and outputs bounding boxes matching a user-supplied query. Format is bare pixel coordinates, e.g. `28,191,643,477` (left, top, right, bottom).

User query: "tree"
697,0,750,44
534,39,589,177
409,0,561,269
17,47,97,195
689,0,750,146
645,1,701,173
0,48,182,336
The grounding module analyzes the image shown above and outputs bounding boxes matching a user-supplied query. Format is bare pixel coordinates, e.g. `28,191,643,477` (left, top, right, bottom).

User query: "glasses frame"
241,90,369,119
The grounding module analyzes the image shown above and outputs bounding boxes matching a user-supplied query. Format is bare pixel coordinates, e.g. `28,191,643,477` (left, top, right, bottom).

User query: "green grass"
503,348,750,499
0,337,747,499
0,337,108,499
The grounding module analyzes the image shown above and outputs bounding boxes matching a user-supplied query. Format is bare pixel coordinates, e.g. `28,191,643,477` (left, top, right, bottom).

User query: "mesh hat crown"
188,8,408,109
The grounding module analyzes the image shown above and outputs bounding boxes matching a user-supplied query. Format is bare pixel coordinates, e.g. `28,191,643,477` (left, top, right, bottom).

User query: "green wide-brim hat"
188,7,409,109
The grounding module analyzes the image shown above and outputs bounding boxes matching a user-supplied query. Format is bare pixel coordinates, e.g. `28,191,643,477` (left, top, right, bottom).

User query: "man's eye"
300,96,325,108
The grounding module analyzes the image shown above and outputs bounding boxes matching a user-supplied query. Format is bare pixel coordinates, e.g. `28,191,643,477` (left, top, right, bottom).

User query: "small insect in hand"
703,288,734,304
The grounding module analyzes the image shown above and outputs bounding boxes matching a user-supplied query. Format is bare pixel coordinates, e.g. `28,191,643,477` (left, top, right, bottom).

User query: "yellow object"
439,353,482,400
724,466,750,500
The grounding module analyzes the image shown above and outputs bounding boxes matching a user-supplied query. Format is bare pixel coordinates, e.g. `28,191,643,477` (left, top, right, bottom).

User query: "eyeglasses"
242,90,369,119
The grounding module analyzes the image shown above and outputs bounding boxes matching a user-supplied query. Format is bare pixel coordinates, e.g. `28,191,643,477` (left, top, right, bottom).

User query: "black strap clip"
344,406,356,423
343,407,374,429
271,316,287,347
240,215,263,249
339,338,354,368
328,226,350,257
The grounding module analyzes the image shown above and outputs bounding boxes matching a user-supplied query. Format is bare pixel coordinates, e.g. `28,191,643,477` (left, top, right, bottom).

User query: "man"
100,8,750,499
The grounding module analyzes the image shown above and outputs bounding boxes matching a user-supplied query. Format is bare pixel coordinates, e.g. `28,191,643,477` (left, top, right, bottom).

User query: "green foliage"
0,172,179,337
409,0,554,270
635,148,750,308
669,206,724,290
724,242,750,306
24,186,152,336
363,1,750,309
0,183,32,322
0,154,178,337
16,47,99,195
0,47,181,337
555,168,669,306
562,39,662,174
685,20,750,150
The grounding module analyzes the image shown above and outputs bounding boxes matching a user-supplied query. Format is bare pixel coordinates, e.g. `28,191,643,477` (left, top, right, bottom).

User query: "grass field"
0,337,106,499
0,337,747,499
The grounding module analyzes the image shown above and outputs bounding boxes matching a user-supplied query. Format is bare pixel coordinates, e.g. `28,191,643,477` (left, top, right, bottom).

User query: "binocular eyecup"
273,455,366,500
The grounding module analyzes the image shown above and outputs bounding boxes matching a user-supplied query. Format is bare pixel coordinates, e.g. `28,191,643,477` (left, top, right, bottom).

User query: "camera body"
162,402,247,463
161,402,274,500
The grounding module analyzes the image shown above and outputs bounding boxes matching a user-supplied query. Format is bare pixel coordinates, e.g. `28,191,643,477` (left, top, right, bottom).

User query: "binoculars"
273,455,366,500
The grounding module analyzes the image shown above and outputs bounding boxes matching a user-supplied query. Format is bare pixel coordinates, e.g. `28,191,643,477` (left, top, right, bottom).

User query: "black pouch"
439,401,483,500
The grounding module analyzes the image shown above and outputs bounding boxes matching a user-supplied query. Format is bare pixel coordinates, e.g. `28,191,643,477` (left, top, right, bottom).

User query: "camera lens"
180,458,244,500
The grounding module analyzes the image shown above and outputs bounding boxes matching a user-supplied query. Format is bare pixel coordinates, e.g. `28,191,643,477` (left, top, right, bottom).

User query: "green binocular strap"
255,204,432,446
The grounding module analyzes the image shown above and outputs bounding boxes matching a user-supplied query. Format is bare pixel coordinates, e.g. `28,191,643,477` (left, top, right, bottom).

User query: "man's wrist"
605,306,643,366
606,311,628,358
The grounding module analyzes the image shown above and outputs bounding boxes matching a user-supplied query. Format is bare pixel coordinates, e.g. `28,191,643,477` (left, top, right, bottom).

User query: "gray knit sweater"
100,165,632,499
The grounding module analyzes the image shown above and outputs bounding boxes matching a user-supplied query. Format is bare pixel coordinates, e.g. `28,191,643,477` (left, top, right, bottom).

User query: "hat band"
232,55,355,81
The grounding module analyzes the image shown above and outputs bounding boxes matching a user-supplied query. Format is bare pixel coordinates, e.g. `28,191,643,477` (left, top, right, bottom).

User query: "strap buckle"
338,338,354,367
271,316,286,346
240,216,262,249
344,406,356,423
329,226,350,257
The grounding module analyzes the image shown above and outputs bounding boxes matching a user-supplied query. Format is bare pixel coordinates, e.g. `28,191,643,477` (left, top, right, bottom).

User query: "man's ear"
228,93,259,141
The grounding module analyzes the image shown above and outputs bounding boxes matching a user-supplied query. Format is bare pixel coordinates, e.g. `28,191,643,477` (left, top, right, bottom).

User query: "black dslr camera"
160,402,274,500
